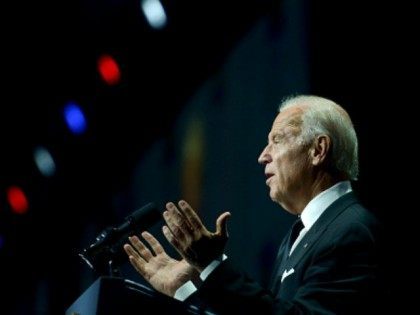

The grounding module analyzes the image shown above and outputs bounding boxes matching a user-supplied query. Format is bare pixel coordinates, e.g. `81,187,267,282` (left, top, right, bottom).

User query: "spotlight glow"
141,0,167,29
97,54,121,85
7,186,29,214
34,146,56,177
63,102,87,135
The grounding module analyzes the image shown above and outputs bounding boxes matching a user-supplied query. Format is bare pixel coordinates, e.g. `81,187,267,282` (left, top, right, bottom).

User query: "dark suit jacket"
196,192,386,314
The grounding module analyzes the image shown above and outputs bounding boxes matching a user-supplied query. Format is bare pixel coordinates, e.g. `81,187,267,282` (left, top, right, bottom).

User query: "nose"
258,145,272,165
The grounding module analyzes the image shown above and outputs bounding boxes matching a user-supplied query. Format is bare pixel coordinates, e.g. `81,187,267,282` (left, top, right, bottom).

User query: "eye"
273,134,282,143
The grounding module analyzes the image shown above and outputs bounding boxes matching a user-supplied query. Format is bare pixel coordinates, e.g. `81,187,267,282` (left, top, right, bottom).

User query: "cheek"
273,162,290,187
273,153,293,173
274,155,303,183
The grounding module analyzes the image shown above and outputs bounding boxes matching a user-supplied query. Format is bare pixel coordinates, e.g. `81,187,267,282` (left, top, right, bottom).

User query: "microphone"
79,202,161,274
115,202,161,236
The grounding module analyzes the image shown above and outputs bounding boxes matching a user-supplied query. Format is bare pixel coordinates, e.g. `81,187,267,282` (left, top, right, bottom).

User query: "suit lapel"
268,237,289,290
283,192,359,271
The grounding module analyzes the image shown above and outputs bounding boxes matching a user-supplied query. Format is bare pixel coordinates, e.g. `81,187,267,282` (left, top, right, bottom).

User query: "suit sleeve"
197,223,383,315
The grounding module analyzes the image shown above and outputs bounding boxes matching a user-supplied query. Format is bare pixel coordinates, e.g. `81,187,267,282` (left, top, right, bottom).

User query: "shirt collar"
300,181,352,230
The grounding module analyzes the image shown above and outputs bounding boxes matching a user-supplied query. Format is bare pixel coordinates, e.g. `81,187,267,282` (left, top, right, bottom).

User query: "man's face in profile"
258,107,312,214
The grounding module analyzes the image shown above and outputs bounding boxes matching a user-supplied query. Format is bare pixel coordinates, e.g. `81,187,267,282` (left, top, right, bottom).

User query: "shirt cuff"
199,254,228,281
174,254,228,301
173,280,197,301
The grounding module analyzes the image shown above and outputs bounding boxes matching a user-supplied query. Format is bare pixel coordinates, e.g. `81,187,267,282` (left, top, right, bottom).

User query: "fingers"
164,201,229,239
161,201,230,270
164,202,194,242
162,225,185,258
177,200,205,232
124,232,164,279
215,211,231,238
123,243,144,262
123,244,148,278
141,231,164,255
128,235,154,261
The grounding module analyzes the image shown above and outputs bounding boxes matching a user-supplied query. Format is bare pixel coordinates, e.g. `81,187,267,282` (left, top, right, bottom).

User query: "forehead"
270,107,304,134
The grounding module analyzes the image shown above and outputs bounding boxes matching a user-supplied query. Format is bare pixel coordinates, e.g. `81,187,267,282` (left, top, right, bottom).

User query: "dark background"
0,0,408,313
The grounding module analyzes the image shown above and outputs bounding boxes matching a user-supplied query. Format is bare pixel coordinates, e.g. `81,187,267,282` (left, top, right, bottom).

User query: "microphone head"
121,202,161,233
79,202,161,274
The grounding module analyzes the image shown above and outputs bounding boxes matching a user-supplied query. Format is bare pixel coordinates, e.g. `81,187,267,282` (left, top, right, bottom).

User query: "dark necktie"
286,217,304,255
269,217,304,294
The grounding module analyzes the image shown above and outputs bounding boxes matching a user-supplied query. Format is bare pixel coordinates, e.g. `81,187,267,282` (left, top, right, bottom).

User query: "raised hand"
162,200,231,272
123,231,197,297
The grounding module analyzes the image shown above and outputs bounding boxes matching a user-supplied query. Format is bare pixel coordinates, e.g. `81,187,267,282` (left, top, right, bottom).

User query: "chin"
271,192,288,210
269,190,278,202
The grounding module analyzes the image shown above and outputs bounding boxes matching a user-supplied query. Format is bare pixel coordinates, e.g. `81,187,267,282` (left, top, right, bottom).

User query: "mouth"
265,173,274,183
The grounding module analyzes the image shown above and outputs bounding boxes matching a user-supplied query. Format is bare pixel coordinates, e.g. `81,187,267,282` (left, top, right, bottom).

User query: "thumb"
215,212,231,238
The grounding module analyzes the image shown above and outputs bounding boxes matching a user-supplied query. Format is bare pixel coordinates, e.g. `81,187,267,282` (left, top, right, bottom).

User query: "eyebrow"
268,131,285,142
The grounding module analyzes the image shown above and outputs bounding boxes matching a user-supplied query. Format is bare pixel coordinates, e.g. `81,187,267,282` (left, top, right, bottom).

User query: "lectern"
66,276,212,315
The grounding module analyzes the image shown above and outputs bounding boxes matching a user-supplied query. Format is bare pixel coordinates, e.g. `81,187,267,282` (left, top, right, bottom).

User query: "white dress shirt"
289,180,352,255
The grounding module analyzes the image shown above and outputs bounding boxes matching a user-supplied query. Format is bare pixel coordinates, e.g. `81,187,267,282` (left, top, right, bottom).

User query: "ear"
310,135,331,166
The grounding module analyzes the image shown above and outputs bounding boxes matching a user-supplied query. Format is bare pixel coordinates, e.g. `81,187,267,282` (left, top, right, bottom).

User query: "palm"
124,232,197,297
146,255,196,296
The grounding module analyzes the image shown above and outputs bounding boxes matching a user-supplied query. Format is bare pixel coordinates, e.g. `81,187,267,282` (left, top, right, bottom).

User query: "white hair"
279,95,359,180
